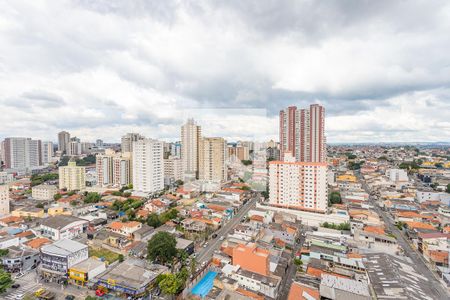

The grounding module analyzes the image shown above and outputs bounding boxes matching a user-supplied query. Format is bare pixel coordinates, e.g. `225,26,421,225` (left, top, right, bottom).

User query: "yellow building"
68,257,106,286
11,207,44,218
59,161,86,191
47,206,72,216
336,174,357,183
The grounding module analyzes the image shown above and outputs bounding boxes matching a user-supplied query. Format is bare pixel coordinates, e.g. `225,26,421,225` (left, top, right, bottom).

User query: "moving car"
11,283,20,288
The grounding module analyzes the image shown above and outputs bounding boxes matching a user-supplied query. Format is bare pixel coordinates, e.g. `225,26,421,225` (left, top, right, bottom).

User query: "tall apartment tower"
58,131,70,154
59,160,86,191
3,137,42,169
41,141,54,165
0,184,10,215
121,133,143,153
268,153,327,213
181,119,201,181
199,137,227,182
279,104,325,162
132,138,164,193
96,149,132,187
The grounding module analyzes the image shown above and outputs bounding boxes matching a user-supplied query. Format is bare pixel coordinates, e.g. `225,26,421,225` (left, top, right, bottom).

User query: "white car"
219,236,225,241
14,294,24,300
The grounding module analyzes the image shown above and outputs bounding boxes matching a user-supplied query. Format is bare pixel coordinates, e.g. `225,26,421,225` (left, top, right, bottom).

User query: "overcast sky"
1,0,450,143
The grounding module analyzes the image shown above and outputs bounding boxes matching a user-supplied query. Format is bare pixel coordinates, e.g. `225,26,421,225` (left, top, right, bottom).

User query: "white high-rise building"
41,141,54,165
181,119,201,181
132,138,164,193
0,184,10,215
67,139,82,156
279,104,325,162
3,137,42,169
96,149,132,187
268,153,328,213
199,137,227,182
121,133,143,153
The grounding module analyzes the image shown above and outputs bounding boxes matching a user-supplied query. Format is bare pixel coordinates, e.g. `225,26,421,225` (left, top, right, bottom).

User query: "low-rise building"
40,215,88,240
40,239,88,282
68,257,106,286
1,246,39,272
320,274,371,300
32,184,58,200
11,207,45,218
96,259,168,297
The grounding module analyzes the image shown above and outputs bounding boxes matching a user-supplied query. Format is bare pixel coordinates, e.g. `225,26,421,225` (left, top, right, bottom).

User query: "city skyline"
1,1,450,143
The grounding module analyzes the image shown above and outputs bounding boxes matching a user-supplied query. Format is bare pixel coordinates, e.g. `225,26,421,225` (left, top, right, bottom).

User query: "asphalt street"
358,172,449,299
195,196,258,264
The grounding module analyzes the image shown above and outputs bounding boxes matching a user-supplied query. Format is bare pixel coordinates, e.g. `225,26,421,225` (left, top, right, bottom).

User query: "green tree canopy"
0,268,13,293
84,192,101,204
147,232,177,264
146,213,162,228
328,191,342,205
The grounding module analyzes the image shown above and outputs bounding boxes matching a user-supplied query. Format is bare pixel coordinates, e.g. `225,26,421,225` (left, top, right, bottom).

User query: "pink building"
279,104,325,162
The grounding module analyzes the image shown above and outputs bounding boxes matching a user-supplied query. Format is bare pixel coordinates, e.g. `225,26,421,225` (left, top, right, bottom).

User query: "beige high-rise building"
268,153,327,213
58,131,70,154
59,160,86,191
181,119,201,181
0,184,10,215
199,137,227,182
96,149,132,187
227,145,250,161
121,133,143,153
164,157,182,185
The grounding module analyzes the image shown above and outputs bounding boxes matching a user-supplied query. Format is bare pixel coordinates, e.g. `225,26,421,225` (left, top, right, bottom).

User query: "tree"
0,249,8,257
54,193,62,200
35,203,44,209
118,254,124,262
85,296,99,300
147,213,162,228
159,274,181,296
84,192,101,204
147,232,177,264
175,180,184,186
241,160,253,166
0,268,13,293
346,153,357,160
446,184,450,194
294,258,303,266
158,267,189,297
328,191,342,205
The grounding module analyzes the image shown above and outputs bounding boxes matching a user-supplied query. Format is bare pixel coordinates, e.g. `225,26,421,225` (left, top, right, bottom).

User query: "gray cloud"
0,1,449,142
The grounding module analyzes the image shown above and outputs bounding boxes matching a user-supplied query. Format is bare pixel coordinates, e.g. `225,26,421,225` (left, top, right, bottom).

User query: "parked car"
65,295,76,300
11,283,20,288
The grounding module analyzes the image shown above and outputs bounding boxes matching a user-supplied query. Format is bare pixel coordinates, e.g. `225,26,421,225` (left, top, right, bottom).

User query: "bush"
321,222,350,231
